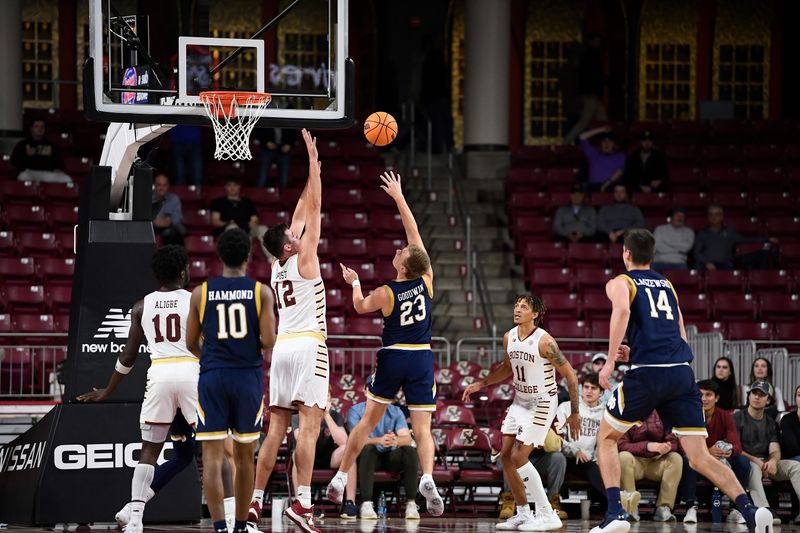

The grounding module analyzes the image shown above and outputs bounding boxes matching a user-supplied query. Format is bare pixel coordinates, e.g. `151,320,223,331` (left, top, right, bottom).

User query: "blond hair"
403,244,431,278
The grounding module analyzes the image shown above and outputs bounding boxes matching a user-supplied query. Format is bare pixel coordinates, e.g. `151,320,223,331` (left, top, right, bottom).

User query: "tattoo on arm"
567,375,579,414
544,340,568,367
545,339,579,412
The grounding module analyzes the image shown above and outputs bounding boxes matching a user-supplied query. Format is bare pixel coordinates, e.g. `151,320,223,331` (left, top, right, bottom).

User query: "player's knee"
510,448,529,466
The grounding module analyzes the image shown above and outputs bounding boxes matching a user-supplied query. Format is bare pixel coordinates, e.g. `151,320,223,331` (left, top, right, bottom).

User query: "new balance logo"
93,308,132,339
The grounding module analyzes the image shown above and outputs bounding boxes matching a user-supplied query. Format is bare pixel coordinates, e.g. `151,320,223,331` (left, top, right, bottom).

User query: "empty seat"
355,263,376,283
512,215,553,241
528,267,572,294
435,405,477,426
581,293,611,321
677,293,710,322
755,192,797,216
46,205,79,230
323,188,363,210
705,270,744,293
247,261,271,281
17,232,60,256
450,360,483,378
188,260,208,281
662,269,703,293
712,293,757,321
183,209,212,233
0,230,15,256
184,235,216,258
0,257,37,282
327,315,347,335
780,243,800,269
523,242,565,267
247,187,281,208
711,192,750,216
574,267,613,294
348,317,383,337
330,211,369,234
746,270,791,294
545,319,587,339
3,205,48,230
326,288,345,310
15,313,55,334
332,237,368,259
1,181,39,204
538,293,580,320
4,285,46,312
726,322,772,341
46,285,72,313
775,322,800,340
567,243,607,268
758,294,800,322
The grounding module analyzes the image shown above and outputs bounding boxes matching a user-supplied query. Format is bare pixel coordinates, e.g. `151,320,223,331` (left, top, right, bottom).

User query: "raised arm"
579,125,611,141
289,178,311,237
186,285,204,357
340,263,391,315
76,299,145,402
258,283,276,350
297,128,322,278
379,171,432,279
462,333,512,402
604,276,632,389
539,334,581,438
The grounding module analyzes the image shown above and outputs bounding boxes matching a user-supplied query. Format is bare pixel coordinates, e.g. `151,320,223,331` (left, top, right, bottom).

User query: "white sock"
129,464,155,523
297,485,312,509
517,462,551,514
143,487,155,503
223,497,236,521
252,489,264,505
334,470,348,486
517,504,532,517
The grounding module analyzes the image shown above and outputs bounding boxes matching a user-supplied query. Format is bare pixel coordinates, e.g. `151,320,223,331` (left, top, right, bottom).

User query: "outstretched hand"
379,171,403,201
461,381,483,402
77,387,109,402
301,128,320,172
340,263,360,286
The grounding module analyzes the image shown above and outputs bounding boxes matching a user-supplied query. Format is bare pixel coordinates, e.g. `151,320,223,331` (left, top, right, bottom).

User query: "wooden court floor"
2,519,799,533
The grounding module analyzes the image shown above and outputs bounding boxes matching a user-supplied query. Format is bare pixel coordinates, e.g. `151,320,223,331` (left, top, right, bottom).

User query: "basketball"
363,111,398,146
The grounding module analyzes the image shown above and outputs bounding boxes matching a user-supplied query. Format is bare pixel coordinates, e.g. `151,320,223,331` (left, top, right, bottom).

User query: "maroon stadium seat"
435,405,477,427
581,293,611,321
323,188,363,210
16,232,60,256
3,205,48,231
327,315,347,335
528,267,572,294
755,192,797,216
46,285,72,313
705,270,744,293
758,294,800,322
258,210,291,228
46,205,79,231
544,319,587,339
247,187,281,208
676,293,710,322
330,211,369,235
184,235,216,258
0,257,37,282
523,242,565,267
368,213,405,238
348,317,383,337
567,243,607,268
182,209,211,233
712,293,757,322
779,243,800,269
746,270,791,294
662,269,703,293
726,322,772,341
574,267,613,295
775,323,800,340
15,313,55,334
513,215,554,242
746,167,786,192
0,181,39,204
4,285,45,312
711,192,750,217
362,188,398,210
671,192,709,216
450,360,483,379
325,288,345,310
332,237,368,260
247,261,271,281
0,347,34,395
538,294,580,321
0,230,15,256
188,260,208,281
0,313,12,333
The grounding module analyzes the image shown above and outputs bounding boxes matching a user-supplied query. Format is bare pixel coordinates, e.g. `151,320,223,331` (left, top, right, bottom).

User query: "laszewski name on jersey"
632,278,671,288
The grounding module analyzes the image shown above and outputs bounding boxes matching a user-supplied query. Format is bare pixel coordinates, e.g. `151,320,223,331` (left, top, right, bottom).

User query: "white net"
200,92,271,161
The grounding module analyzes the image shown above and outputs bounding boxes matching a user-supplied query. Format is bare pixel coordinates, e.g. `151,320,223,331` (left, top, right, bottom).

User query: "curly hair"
217,228,251,268
515,293,547,326
262,223,289,259
151,245,188,285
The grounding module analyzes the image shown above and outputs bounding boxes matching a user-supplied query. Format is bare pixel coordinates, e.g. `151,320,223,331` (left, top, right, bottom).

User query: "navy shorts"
368,348,436,411
605,364,707,437
197,367,264,443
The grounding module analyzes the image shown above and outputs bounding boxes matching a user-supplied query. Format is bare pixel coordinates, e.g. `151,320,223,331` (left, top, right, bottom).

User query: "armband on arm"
115,359,133,375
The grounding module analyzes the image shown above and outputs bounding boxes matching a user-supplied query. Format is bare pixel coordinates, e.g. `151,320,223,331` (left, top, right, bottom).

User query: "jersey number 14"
644,288,675,320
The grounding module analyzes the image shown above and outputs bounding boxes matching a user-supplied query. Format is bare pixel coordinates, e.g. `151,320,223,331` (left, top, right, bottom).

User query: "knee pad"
140,423,171,443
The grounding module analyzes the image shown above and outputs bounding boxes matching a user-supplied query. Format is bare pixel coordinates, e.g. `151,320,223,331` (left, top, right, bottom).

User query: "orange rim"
199,91,271,119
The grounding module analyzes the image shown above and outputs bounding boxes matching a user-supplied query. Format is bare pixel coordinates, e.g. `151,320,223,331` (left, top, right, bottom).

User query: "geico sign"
54,442,173,470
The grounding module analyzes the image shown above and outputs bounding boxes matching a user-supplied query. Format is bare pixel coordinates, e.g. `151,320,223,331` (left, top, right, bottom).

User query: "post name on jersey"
153,299,178,309
632,278,671,288
396,283,425,302
274,270,287,281
207,289,254,301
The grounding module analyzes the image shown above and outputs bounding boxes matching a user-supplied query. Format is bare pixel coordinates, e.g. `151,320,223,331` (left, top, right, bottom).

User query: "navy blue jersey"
620,269,694,365
381,277,433,348
200,276,264,372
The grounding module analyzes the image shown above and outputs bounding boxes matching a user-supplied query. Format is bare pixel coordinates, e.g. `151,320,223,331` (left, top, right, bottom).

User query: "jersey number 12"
644,288,675,320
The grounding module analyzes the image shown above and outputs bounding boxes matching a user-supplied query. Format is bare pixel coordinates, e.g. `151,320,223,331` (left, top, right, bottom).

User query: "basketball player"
78,245,198,533
250,128,327,533
591,229,772,533
186,228,276,533
326,170,445,517
462,295,581,531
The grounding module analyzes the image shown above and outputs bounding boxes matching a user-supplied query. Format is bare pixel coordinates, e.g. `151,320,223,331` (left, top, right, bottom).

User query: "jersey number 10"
152,313,181,343
644,288,675,320
215,303,248,339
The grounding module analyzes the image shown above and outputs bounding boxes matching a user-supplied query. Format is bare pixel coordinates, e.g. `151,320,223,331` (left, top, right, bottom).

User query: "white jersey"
270,255,326,337
506,326,556,408
141,289,193,359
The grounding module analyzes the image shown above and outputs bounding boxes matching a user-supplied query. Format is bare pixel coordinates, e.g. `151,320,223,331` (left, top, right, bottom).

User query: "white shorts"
500,397,557,447
269,334,328,410
140,360,199,428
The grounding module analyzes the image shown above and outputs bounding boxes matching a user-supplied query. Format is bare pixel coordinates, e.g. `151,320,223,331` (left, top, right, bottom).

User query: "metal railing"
401,100,433,190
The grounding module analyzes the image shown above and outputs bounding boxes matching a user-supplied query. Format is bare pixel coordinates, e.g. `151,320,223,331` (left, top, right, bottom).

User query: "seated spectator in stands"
781,385,800,524
652,208,694,270
348,375,420,520
734,380,800,522
623,130,669,193
151,173,185,246
694,204,777,271
597,184,645,243
170,125,203,186
711,356,741,411
11,119,72,183
211,177,262,238
677,379,750,524
291,393,357,519
557,372,606,505
743,357,786,417
552,183,597,243
256,127,298,190
579,126,625,192
618,410,682,522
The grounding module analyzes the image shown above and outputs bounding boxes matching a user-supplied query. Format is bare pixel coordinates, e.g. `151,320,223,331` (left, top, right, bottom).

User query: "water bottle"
377,491,387,519
711,487,722,523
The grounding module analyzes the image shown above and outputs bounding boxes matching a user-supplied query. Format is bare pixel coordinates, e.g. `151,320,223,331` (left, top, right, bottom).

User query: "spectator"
151,173,185,246
255,128,298,190
694,204,777,271
584,353,614,404
677,379,750,524
781,386,800,459
597,184,645,243
734,380,800,523
743,357,787,417
170,125,203,186
711,356,741,411
290,393,357,519
578,126,625,192
556,373,606,505
347,376,420,520
617,410,683,522
210,177,262,238
652,208,694,270
781,385,800,524
10,119,71,183
563,34,607,145
552,183,597,243
623,130,669,193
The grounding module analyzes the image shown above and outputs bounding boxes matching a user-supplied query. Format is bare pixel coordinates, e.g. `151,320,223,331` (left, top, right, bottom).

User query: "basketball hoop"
199,91,271,161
